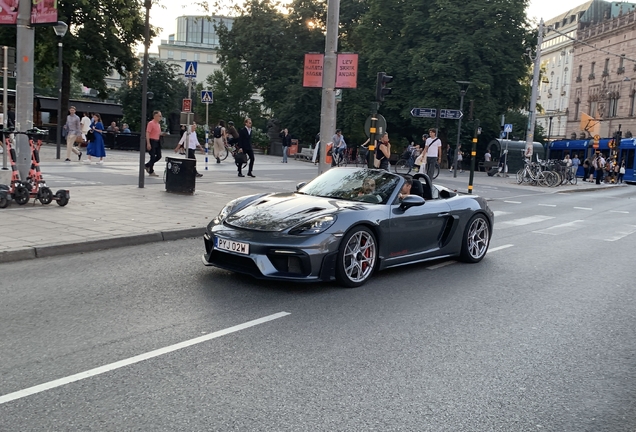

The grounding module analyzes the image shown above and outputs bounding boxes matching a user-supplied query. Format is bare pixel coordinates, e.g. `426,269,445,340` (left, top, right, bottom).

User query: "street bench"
295,147,314,161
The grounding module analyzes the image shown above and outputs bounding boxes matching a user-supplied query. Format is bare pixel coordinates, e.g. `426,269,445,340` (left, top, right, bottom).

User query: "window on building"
207,54,213,63
609,95,619,117
577,65,583,80
603,58,610,75
181,51,188,60
194,53,199,61
168,50,174,59
618,56,625,73
590,101,598,118
574,98,580,121
591,62,595,74
630,90,636,117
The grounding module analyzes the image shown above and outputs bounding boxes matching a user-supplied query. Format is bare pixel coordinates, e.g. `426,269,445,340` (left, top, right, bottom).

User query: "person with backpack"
212,120,226,164
594,152,606,185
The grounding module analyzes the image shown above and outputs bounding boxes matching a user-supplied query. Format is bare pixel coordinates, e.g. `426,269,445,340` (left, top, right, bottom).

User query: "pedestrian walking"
571,153,580,178
237,118,255,177
594,152,606,185
176,122,204,177
618,161,625,183
80,112,91,146
212,120,226,163
64,106,82,161
145,111,164,177
86,113,106,164
280,128,291,163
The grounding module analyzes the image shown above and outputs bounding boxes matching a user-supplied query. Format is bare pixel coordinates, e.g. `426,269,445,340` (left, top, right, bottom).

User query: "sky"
146,0,591,53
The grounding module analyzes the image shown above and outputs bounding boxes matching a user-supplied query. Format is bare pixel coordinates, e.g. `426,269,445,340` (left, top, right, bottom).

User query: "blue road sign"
184,61,198,78
439,109,463,120
504,123,513,133
410,108,437,118
201,90,213,104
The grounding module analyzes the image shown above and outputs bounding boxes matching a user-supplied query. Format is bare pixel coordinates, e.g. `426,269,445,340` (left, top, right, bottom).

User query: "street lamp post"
139,0,151,188
546,113,554,160
53,21,68,160
453,81,471,178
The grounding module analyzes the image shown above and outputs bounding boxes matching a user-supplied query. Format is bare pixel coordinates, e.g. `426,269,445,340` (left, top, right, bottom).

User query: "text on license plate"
215,238,250,255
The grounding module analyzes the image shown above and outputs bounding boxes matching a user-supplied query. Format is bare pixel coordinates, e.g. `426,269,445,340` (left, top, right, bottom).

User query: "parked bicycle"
395,149,439,179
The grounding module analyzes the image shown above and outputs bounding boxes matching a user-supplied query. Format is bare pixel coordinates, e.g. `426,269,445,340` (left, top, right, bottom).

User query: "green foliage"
216,0,536,147
114,59,188,132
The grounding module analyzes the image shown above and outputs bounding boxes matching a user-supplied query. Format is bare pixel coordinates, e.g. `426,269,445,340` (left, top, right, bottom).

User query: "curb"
0,227,207,264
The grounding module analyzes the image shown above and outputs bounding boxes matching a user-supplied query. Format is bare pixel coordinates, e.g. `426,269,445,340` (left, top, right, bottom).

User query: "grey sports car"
202,168,494,287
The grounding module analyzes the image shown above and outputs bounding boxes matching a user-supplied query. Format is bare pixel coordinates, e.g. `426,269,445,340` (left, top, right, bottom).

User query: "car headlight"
214,198,242,224
289,215,337,235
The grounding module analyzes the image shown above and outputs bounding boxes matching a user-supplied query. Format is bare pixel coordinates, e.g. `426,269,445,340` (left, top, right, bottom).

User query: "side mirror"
296,182,307,191
399,194,425,210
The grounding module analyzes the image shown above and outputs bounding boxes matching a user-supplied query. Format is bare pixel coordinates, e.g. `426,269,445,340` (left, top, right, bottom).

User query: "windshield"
298,168,400,204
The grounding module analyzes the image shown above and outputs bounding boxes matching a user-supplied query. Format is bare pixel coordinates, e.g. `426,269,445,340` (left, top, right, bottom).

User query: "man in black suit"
237,118,255,177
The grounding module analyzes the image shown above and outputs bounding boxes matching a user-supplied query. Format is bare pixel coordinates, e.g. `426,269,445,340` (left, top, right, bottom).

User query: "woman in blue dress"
86,113,106,164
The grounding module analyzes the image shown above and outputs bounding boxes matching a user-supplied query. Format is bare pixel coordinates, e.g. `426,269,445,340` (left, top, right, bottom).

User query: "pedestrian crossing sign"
184,61,198,78
201,90,213,104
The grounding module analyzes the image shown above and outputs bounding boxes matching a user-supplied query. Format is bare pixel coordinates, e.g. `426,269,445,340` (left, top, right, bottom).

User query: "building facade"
566,0,636,139
157,16,234,83
536,2,593,141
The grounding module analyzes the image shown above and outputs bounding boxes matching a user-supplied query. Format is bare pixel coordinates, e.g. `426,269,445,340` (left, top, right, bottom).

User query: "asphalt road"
1,187,635,431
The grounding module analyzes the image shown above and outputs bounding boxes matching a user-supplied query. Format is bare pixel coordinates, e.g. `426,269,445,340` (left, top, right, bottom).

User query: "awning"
36,97,123,116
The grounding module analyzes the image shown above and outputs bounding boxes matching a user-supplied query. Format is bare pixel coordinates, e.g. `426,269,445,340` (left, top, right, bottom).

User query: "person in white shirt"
80,112,91,144
176,122,205,177
421,128,441,178
331,129,347,165
484,150,491,162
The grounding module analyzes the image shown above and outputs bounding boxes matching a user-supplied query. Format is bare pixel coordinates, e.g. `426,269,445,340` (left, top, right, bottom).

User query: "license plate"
215,237,250,255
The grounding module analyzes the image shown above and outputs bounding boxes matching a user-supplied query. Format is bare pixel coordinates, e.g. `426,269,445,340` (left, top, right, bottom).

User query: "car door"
387,199,452,263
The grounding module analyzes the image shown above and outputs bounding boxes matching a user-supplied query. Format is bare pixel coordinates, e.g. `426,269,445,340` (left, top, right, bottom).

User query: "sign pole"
468,120,479,194
205,102,209,171
2,46,7,170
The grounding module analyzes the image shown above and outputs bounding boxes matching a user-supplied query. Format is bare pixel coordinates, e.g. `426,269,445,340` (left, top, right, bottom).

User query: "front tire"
336,226,377,288
395,159,409,174
459,214,490,263
14,185,29,205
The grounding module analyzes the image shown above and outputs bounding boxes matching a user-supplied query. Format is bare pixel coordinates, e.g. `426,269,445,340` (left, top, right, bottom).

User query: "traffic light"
375,72,393,102
615,130,622,147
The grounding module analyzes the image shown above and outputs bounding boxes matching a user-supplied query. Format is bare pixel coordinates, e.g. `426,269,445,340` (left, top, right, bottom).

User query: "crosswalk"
492,206,635,242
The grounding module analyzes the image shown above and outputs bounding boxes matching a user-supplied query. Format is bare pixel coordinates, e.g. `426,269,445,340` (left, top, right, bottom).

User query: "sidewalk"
0,145,628,263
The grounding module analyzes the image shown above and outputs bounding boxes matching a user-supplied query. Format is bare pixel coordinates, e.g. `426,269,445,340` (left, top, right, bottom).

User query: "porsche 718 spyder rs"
202,168,494,287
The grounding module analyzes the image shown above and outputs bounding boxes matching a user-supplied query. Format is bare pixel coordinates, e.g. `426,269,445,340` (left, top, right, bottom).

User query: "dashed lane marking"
488,244,514,253
0,312,291,405
538,204,557,207
504,201,522,204
492,211,512,218
498,215,555,228
610,210,630,214
533,220,585,236
603,225,636,242
427,261,457,270
573,207,592,211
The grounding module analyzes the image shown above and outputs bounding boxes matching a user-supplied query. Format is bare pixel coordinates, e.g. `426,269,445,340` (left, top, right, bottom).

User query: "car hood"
225,192,367,232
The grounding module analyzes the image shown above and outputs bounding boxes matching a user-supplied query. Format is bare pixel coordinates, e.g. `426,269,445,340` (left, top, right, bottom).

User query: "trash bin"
165,156,196,194
288,139,298,156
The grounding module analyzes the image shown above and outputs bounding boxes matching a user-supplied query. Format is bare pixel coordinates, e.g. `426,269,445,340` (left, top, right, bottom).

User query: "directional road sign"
439,109,463,120
201,90,213,104
410,108,437,118
184,61,198,78
504,124,513,133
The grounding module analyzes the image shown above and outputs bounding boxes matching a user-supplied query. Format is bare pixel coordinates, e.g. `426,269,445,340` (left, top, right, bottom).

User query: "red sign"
303,53,323,88
182,98,192,112
0,0,19,25
31,0,57,25
335,53,358,89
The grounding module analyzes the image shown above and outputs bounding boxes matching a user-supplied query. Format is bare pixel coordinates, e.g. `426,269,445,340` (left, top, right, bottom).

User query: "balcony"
602,70,610,77
588,73,595,80
617,67,625,74
576,76,582,83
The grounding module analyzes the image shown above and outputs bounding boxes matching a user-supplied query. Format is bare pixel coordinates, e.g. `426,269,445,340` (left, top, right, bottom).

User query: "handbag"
415,150,427,166
234,151,247,164
86,130,95,142
75,135,84,144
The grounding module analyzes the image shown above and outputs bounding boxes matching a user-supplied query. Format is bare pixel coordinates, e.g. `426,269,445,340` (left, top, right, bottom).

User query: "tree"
115,59,187,132
0,0,148,115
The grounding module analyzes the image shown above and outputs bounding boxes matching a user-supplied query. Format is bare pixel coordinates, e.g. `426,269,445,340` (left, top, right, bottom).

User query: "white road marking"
499,215,555,228
0,312,291,405
534,220,585,236
492,211,512,218
215,180,296,185
573,207,592,211
427,260,456,270
504,201,522,204
488,244,514,253
610,210,630,214
603,225,636,242
538,204,557,207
